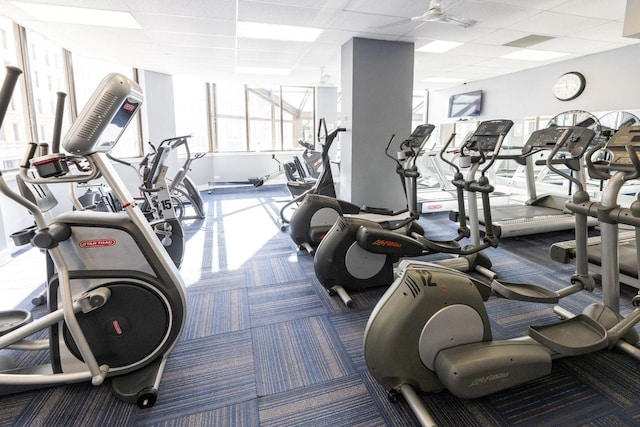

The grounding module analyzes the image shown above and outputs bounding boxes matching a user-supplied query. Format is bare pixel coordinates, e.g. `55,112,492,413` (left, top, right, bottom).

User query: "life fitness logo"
79,239,116,248
371,239,402,248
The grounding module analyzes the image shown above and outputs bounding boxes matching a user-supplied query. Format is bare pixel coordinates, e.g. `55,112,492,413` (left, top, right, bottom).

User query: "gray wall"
429,42,640,126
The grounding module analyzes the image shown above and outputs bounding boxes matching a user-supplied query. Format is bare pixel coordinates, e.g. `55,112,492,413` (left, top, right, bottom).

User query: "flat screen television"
448,90,482,118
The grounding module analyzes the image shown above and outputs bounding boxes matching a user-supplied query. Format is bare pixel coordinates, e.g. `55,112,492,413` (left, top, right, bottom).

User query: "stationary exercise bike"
287,123,435,255
0,66,186,408
314,119,514,307
363,124,640,427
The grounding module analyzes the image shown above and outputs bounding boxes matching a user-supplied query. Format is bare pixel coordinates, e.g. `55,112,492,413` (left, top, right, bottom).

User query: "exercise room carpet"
1,184,639,426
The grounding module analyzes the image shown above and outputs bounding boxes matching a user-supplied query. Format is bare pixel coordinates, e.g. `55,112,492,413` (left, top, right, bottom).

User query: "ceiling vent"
503,34,555,48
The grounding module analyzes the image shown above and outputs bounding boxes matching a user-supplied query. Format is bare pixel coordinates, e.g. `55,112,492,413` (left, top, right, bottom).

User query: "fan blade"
442,13,478,27
371,18,413,30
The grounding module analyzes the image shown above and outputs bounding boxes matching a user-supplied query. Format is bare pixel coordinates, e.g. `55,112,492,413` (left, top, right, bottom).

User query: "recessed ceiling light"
237,21,322,42
422,77,465,83
417,40,463,53
11,2,141,29
501,49,568,61
236,66,289,76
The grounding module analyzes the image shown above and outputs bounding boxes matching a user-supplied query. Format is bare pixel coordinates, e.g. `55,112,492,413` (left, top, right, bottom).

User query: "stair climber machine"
362,124,640,427
288,123,435,255
0,67,186,408
314,119,514,307
278,118,344,231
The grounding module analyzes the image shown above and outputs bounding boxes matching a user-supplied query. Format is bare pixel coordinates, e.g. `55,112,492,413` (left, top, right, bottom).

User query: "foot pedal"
529,314,608,356
0,310,33,336
491,280,560,303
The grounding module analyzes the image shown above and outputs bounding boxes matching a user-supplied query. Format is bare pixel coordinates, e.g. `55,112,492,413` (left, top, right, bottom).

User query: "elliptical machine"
278,118,345,230
281,137,323,198
363,124,640,427
167,135,206,220
107,137,186,268
287,123,435,255
314,119,513,307
0,67,186,408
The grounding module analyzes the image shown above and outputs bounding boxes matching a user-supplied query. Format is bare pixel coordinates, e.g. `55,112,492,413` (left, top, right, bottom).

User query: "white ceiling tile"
505,11,607,37
126,0,237,20
238,0,340,27
481,0,574,11
533,36,625,54
136,14,236,36
573,21,640,44
447,0,541,28
343,0,430,18
408,21,496,42
551,0,628,21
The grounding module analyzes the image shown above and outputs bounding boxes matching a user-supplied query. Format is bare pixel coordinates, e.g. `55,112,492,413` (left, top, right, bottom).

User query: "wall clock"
552,71,586,101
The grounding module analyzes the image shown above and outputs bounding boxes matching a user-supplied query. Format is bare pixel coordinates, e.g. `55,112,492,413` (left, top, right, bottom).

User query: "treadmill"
464,110,602,238
550,112,640,290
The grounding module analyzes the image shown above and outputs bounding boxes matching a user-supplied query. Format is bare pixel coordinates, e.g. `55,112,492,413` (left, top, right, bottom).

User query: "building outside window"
0,18,27,170
24,28,70,149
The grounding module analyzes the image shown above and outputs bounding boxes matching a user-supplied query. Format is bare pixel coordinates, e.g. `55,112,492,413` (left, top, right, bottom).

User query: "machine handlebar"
0,66,22,134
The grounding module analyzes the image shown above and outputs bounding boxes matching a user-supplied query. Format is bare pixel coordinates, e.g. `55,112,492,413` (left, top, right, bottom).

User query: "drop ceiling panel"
551,0,627,21
573,21,639,44
246,0,350,9
149,33,236,50
126,0,238,21
533,36,624,54
327,10,412,33
483,0,575,11
451,42,518,58
343,0,431,18
447,0,541,28
505,11,606,37
135,14,236,36
238,0,339,27
408,22,496,42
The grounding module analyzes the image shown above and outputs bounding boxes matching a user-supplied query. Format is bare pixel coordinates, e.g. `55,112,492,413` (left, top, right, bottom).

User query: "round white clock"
552,72,586,101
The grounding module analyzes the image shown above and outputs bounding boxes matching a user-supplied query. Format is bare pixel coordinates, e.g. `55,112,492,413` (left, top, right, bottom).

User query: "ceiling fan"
377,0,478,29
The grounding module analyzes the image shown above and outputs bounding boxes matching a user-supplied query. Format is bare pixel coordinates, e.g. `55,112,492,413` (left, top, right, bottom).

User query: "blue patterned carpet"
1,184,639,426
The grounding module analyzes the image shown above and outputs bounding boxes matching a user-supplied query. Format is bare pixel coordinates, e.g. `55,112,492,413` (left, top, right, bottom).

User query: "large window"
281,86,314,150
247,87,279,151
211,83,315,152
24,28,70,148
172,76,209,153
213,83,247,152
0,18,26,170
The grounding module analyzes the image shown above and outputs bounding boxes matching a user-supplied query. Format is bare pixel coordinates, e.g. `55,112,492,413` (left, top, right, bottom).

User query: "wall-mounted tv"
448,90,482,118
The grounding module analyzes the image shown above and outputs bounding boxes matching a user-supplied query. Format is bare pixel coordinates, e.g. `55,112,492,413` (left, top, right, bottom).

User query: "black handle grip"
0,66,23,128
51,91,67,153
